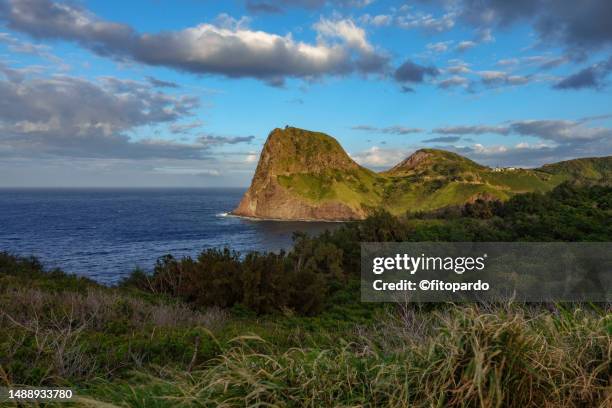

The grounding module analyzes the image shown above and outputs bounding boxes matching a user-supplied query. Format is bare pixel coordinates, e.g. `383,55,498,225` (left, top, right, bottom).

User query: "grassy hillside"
539,156,612,183
257,127,360,175
235,127,612,219
384,148,486,177
277,167,382,209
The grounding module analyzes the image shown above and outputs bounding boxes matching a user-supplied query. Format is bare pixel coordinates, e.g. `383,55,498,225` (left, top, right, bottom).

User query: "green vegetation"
384,148,486,177
253,127,611,218
1,184,611,407
277,168,382,208
540,156,612,183
480,170,560,192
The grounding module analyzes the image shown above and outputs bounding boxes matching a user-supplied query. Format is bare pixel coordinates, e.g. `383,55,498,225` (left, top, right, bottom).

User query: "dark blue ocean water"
0,189,340,284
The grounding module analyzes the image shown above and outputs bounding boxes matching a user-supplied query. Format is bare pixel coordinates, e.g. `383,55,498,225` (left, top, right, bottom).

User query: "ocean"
0,188,340,284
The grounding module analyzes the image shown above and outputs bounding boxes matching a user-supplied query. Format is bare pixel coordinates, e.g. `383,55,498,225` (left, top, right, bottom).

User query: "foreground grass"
83,304,611,408
1,254,610,407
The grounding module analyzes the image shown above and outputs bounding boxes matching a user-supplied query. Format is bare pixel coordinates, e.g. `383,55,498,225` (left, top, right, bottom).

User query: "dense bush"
121,236,344,315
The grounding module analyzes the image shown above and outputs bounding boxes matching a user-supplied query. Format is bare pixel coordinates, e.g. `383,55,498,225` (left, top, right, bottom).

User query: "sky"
0,0,611,187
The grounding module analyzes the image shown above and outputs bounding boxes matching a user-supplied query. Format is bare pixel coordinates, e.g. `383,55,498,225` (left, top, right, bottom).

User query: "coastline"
224,211,352,223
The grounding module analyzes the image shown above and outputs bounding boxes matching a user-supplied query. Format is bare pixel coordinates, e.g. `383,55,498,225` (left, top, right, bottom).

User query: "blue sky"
0,0,611,187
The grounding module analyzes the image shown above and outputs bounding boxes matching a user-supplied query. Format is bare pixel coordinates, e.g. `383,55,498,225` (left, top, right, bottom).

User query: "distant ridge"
385,148,485,176
232,127,612,221
539,156,611,183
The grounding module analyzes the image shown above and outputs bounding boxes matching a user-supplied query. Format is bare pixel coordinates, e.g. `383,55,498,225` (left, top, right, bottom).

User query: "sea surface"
0,188,341,284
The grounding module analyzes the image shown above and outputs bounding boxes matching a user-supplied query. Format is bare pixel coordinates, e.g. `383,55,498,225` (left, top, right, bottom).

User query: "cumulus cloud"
452,26,494,53
197,134,255,145
509,119,612,142
433,60,535,92
0,30,66,68
245,152,259,163
494,55,568,71
476,70,531,87
146,76,179,88
0,60,44,82
579,113,612,122
422,136,461,143
360,4,456,32
452,141,604,168
496,58,519,67
169,121,204,134
554,56,612,90
313,17,389,73
451,0,612,56
0,70,252,160
315,18,371,52
475,28,495,43
434,119,612,142
433,125,510,135
436,61,549,93
455,40,476,52
431,117,612,166
426,41,453,53
0,0,387,85
437,75,469,89
395,9,456,33
394,59,439,84
352,125,423,134
522,55,569,70
446,60,471,74
360,14,392,27
350,146,409,168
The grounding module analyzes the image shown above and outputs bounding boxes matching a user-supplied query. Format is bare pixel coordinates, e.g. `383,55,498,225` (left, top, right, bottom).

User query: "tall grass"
0,287,228,386
86,303,611,408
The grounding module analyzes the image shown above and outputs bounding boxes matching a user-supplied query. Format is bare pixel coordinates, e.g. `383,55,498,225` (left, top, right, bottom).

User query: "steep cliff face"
231,127,376,220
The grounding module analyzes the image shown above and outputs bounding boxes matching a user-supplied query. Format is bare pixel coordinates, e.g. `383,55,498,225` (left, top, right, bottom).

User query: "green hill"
384,148,485,177
232,127,611,220
232,127,381,220
538,156,612,184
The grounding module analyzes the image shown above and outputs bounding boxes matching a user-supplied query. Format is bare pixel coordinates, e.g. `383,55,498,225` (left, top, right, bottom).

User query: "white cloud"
352,125,423,134
473,143,507,154
438,75,469,88
455,40,476,52
426,41,453,53
314,17,372,53
245,153,259,163
350,146,408,168
446,60,471,74
0,0,388,85
496,58,519,67
360,14,392,27
396,11,456,32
